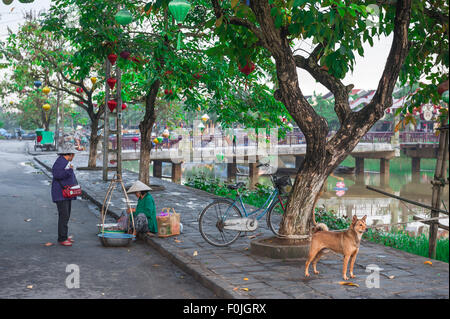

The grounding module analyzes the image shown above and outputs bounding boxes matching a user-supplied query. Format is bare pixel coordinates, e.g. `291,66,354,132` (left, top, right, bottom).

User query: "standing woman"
51,144,78,246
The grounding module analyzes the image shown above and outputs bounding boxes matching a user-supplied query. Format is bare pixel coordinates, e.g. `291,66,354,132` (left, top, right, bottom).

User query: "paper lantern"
76,87,83,94
168,0,191,24
121,103,127,110
120,51,131,60
162,129,170,138
42,86,50,95
132,137,139,143
238,61,255,76
34,80,42,88
153,137,160,144
107,100,117,112
107,78,117,90
42,103,51,111
90,77,97,85
164,89,173,95
157,136,163,144
115,9,133,26
201,114,209,122
108,54,118,65
3,0,14,5
442,90,449,103
168,0,191,50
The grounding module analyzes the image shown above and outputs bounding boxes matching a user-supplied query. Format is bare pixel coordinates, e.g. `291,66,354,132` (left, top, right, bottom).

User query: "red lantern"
122,103,127,110
107,100,117,112
108,53,118,65
120,51,130,60
386,108,391,113
107,78,117,89
238,61,255,76
76,87,83,94
132,137,139,143
164,89,173,95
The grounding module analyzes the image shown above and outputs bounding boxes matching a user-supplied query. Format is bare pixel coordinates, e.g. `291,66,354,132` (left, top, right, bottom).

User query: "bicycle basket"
275,176,292,195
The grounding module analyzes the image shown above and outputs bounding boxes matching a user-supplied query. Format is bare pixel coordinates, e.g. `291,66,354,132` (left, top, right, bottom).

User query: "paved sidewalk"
33,151,449,299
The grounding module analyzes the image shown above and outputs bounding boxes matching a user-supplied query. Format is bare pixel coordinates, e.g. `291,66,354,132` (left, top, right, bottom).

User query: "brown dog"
305,215,367,280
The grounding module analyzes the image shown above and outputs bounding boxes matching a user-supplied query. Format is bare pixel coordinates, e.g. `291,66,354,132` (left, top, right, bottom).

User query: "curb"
32,156,240,299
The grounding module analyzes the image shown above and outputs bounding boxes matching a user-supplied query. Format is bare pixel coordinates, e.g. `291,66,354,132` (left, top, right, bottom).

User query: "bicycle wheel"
267,199,285,236
199,199,243,247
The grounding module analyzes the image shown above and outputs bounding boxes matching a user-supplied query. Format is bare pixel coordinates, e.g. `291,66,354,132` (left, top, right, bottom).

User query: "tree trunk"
138,79,160,184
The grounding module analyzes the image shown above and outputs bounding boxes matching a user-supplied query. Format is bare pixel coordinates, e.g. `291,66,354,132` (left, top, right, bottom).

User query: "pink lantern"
122,103,127,110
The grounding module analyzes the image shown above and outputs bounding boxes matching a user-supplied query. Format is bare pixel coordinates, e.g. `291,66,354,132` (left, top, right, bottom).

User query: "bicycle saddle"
227,182,245,190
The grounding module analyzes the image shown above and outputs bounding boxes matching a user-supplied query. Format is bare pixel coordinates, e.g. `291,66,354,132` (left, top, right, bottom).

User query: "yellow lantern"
9,101,13,105
42,103,51,111
153,137,159,144
90,77,97,85
42,86,50,95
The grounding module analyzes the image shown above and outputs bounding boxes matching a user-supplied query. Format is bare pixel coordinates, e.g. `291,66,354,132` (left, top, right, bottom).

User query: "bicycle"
198,163,293,247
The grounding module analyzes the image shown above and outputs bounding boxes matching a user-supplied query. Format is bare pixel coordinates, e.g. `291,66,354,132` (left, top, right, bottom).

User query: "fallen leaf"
193,251,198,256
388,275,395,280
233,287,239,291
339,281,359,287
152,264,160,267
174,239,182,243
26,285,33,289
243,278,249,281
424,261,433,265
241,288,249,291
37,230,42,233
243,247,249,251
24,219,32,222
44,242,53,247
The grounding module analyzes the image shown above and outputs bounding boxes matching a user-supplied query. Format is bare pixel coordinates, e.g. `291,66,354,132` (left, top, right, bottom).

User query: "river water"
123,155,449,237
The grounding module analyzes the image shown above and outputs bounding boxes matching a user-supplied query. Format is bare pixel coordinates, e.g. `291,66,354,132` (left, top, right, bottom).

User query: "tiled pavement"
32,151,449,299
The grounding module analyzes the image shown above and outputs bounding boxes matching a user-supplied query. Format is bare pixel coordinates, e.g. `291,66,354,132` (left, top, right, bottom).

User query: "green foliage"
314,207,350,230
364,228,449,263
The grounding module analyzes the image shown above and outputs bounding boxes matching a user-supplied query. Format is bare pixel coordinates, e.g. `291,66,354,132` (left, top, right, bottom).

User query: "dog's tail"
312,223,329,233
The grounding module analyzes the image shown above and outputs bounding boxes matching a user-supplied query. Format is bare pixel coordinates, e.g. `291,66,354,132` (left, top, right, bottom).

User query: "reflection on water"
123,159,449,237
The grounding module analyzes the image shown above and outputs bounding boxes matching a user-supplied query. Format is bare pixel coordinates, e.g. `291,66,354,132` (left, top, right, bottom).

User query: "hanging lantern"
157,136,164,144
108,53,118,65
90,77,97,85
107,78,117,90
3,0,14,5
132,137,139,143
168,0,191,50
34,80,42,88
238,61,256,76
107,100,117,112
76,87,83,94
122,103,127,110
442,90,449,103
164,89,173,95
115,9,133,26
153,137,160,144
120,51,131,60
162,129,170,138
42,86,50,95
201,114,209,122
42,103,51,111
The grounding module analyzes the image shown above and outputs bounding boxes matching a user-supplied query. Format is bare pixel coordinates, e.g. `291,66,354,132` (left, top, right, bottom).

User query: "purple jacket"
51,156,77,202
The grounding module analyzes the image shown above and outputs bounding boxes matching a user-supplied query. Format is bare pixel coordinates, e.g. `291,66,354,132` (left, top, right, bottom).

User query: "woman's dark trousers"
56,200,72,242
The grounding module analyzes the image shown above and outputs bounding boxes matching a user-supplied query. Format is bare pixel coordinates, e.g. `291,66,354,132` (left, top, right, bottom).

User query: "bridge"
106,131,439,185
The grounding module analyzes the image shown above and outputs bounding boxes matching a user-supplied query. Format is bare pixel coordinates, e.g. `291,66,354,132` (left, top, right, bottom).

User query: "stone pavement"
32,150,449,299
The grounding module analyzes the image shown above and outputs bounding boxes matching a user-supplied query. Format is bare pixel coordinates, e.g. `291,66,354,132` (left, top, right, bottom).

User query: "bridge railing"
111,130,439,151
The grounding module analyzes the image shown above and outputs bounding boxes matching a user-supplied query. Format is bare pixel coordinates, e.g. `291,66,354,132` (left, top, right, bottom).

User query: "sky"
0,0,394,96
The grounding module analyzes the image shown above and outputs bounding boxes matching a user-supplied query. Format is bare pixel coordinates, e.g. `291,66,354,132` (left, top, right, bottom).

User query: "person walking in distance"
51,144,78,246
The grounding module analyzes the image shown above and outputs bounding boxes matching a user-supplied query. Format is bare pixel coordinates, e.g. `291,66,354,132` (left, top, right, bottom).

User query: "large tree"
204,0,448,238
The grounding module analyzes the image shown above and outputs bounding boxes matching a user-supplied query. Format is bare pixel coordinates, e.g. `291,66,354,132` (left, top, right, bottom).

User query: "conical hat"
126,180,152,194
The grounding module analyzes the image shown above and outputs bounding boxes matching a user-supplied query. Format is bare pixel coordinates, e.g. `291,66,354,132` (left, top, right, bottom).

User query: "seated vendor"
126,181,158,236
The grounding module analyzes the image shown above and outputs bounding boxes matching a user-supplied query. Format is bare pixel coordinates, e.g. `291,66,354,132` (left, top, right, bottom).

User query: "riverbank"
184,174,449,263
